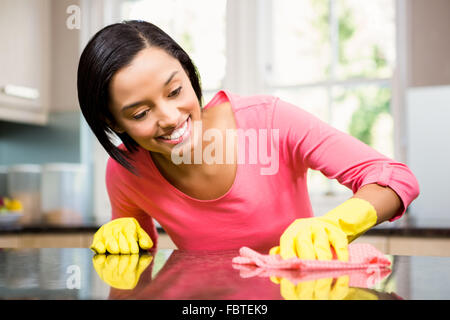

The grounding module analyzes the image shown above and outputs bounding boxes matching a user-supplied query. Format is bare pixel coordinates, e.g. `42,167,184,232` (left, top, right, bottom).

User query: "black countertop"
2,214,450,237
368,215,450,237
0,222,100,234
0,247,449,300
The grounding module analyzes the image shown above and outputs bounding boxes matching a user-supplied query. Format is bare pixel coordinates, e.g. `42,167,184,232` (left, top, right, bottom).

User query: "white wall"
406,85,450,221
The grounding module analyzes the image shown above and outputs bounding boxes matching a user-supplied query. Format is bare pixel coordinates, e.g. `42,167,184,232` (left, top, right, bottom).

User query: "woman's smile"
156,115,192,145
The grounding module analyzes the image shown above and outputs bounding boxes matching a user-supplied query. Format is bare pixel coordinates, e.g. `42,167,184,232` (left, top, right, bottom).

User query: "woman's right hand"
90,217,153,254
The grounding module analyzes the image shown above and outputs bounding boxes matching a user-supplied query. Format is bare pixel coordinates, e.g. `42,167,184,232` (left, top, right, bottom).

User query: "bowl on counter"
0,211,23,230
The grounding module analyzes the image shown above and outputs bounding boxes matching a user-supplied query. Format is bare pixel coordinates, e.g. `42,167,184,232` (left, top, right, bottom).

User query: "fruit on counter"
0,197,23,213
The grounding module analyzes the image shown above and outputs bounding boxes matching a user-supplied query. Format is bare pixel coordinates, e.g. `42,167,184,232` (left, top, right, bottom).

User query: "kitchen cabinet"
0,0,51,125
49,0,83,112
388,236,450,257
353,235,389,253
0,232,93,248
0,0,83,125
356,235,450,257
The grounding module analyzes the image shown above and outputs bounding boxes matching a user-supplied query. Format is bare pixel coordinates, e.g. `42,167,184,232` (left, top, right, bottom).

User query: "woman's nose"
156,104,180,129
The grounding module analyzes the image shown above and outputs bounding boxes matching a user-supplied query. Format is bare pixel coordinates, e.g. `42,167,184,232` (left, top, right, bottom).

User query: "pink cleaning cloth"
232,244,392,288
232,243,391,270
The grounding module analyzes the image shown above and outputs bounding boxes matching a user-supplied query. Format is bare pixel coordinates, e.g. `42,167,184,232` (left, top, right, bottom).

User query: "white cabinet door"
0,0,50,124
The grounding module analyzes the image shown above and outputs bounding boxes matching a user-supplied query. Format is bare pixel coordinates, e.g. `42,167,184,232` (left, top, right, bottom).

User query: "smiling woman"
77,20,419,265
77,20,203,174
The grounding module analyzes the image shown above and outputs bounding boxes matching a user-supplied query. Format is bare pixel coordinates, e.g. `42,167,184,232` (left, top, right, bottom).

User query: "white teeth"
160,118,188,140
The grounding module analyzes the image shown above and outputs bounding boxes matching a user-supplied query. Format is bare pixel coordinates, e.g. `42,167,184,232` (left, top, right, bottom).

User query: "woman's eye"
133,110,148,120
168,86,182,98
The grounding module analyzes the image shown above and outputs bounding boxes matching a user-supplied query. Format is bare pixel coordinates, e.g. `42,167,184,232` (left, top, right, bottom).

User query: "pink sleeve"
274,98,420,221
105,158,159,247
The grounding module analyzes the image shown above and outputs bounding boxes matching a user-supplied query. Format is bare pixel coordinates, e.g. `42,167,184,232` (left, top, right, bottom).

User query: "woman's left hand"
270,198,378,261
270,217,349,261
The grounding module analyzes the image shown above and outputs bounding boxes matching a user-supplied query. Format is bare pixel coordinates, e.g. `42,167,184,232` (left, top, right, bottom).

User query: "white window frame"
79,0,123,224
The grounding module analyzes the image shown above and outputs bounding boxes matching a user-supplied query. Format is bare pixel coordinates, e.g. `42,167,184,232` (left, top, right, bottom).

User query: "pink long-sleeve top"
106,90,420,251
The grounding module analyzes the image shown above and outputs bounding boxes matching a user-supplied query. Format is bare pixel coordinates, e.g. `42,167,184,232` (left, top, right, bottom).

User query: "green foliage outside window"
347,88,390,146
311,0,392,146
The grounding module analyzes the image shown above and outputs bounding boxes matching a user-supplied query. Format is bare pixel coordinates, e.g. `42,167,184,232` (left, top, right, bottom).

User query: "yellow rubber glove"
92,253,153,290
271,198,377,261
271,275,350,300
90,217,153,254
270,275,378,300
344,288,379,300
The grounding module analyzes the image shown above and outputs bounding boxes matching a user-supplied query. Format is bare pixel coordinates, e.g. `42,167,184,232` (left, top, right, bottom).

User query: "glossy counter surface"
0,247,449,300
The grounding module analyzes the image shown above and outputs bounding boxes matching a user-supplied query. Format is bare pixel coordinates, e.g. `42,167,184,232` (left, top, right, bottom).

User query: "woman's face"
108,47,201,161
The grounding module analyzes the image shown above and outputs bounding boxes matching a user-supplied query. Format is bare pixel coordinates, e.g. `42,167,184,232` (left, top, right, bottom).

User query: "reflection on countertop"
0,248,450,300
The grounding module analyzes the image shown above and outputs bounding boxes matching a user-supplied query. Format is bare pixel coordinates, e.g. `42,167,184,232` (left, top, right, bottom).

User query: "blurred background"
0,0,449,249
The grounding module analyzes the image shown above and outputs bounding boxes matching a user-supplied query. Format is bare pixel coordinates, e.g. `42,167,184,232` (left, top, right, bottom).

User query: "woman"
78,20,419,261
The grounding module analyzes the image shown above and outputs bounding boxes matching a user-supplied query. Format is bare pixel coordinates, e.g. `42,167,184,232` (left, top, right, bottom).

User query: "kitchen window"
266,0,397,199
